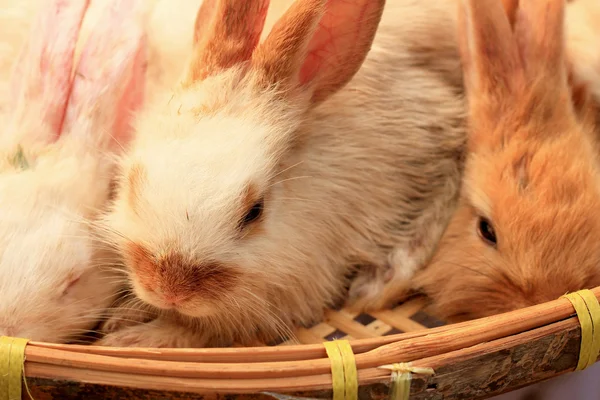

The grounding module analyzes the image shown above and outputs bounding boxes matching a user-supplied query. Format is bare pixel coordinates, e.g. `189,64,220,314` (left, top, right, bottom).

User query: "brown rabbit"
413,0,600,321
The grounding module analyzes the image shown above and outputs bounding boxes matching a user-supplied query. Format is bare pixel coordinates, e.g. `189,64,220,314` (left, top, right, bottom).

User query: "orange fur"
414,0,600,321
184,0,270,83
251,0,326,92
501,0,518,27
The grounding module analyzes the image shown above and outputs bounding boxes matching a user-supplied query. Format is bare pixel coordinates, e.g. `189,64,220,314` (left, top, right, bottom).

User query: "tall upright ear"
8,0,90,139
457,0,525,110
183,0,270,84
60,0,147,151
252,0,386,106
501,0,519,28
514,0,568,90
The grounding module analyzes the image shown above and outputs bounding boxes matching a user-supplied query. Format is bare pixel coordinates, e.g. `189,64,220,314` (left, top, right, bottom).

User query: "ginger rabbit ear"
506,0,575,126
457,0,525,115
60,0,147,151
503,0,584,115
8,0,90,140
501,0,519,28
184,0,270,84
459,0,573,134
252,0,386,106
515,0,568,86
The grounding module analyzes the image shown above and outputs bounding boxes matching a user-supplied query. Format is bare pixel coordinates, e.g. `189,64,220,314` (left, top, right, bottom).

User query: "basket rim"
15,287,598,395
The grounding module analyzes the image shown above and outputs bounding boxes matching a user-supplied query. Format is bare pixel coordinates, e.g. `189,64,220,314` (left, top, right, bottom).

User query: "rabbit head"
414,0,600,321
0,0,146,342
103,0,385,338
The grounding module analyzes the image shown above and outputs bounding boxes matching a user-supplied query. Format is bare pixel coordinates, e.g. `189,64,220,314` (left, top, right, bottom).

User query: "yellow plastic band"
324,341,344,400
378,363,435,400
337,340,357,400
323,340,358,400
0,336,29,400
581,291,600,369
562,290,600,371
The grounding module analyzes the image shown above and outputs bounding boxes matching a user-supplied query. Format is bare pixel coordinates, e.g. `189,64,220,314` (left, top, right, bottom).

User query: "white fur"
0,0,149,342
98,0,600,348
0,143,121,341
99,0,468,347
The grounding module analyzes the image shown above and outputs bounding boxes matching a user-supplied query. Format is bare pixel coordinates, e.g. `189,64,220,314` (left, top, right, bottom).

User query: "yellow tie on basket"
378,363,434,400
323,339,435,400
323,340,358,400
0,336,30,400
562,289,600,371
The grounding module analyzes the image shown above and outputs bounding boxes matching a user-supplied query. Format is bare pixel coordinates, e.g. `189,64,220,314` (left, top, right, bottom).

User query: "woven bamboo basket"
1,286,596,400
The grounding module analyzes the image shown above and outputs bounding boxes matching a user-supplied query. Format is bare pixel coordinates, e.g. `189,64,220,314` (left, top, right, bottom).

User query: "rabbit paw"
347,248,415,311
100,307,155,334
97,319,206,348
99,299,156,334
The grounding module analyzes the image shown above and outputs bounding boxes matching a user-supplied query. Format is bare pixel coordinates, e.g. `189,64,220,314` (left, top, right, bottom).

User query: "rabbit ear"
8,0,90,140
252,0,385,106
60,0,147,151
183,0,270,84
509,0,574,124
457,0,526,112
501,0,519,27
515,0,567,85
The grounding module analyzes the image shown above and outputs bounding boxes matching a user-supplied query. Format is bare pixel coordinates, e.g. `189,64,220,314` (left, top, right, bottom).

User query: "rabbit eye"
242,199,264,227
61,275,82,297
477,217,497,246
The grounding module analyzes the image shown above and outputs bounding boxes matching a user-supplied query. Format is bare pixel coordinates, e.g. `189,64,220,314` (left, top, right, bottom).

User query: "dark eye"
242,199,263,227
477,217,497,246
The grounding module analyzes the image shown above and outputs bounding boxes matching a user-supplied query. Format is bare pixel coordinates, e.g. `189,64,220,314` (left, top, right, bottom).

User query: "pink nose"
159,291,192,308
162,295,180,306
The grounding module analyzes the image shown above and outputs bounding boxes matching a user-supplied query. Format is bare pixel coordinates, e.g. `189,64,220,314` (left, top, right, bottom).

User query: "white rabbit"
98,0,468,348
0,0,146,342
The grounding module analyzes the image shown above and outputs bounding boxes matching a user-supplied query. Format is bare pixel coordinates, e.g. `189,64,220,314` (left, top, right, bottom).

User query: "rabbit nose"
147,285,192,308
162,293,191,307
157,251,237,298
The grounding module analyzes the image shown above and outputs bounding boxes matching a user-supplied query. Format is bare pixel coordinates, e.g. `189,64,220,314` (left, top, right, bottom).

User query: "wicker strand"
323,340,358,400
562,289,600,371
0,336,30,400
378,363,435,400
